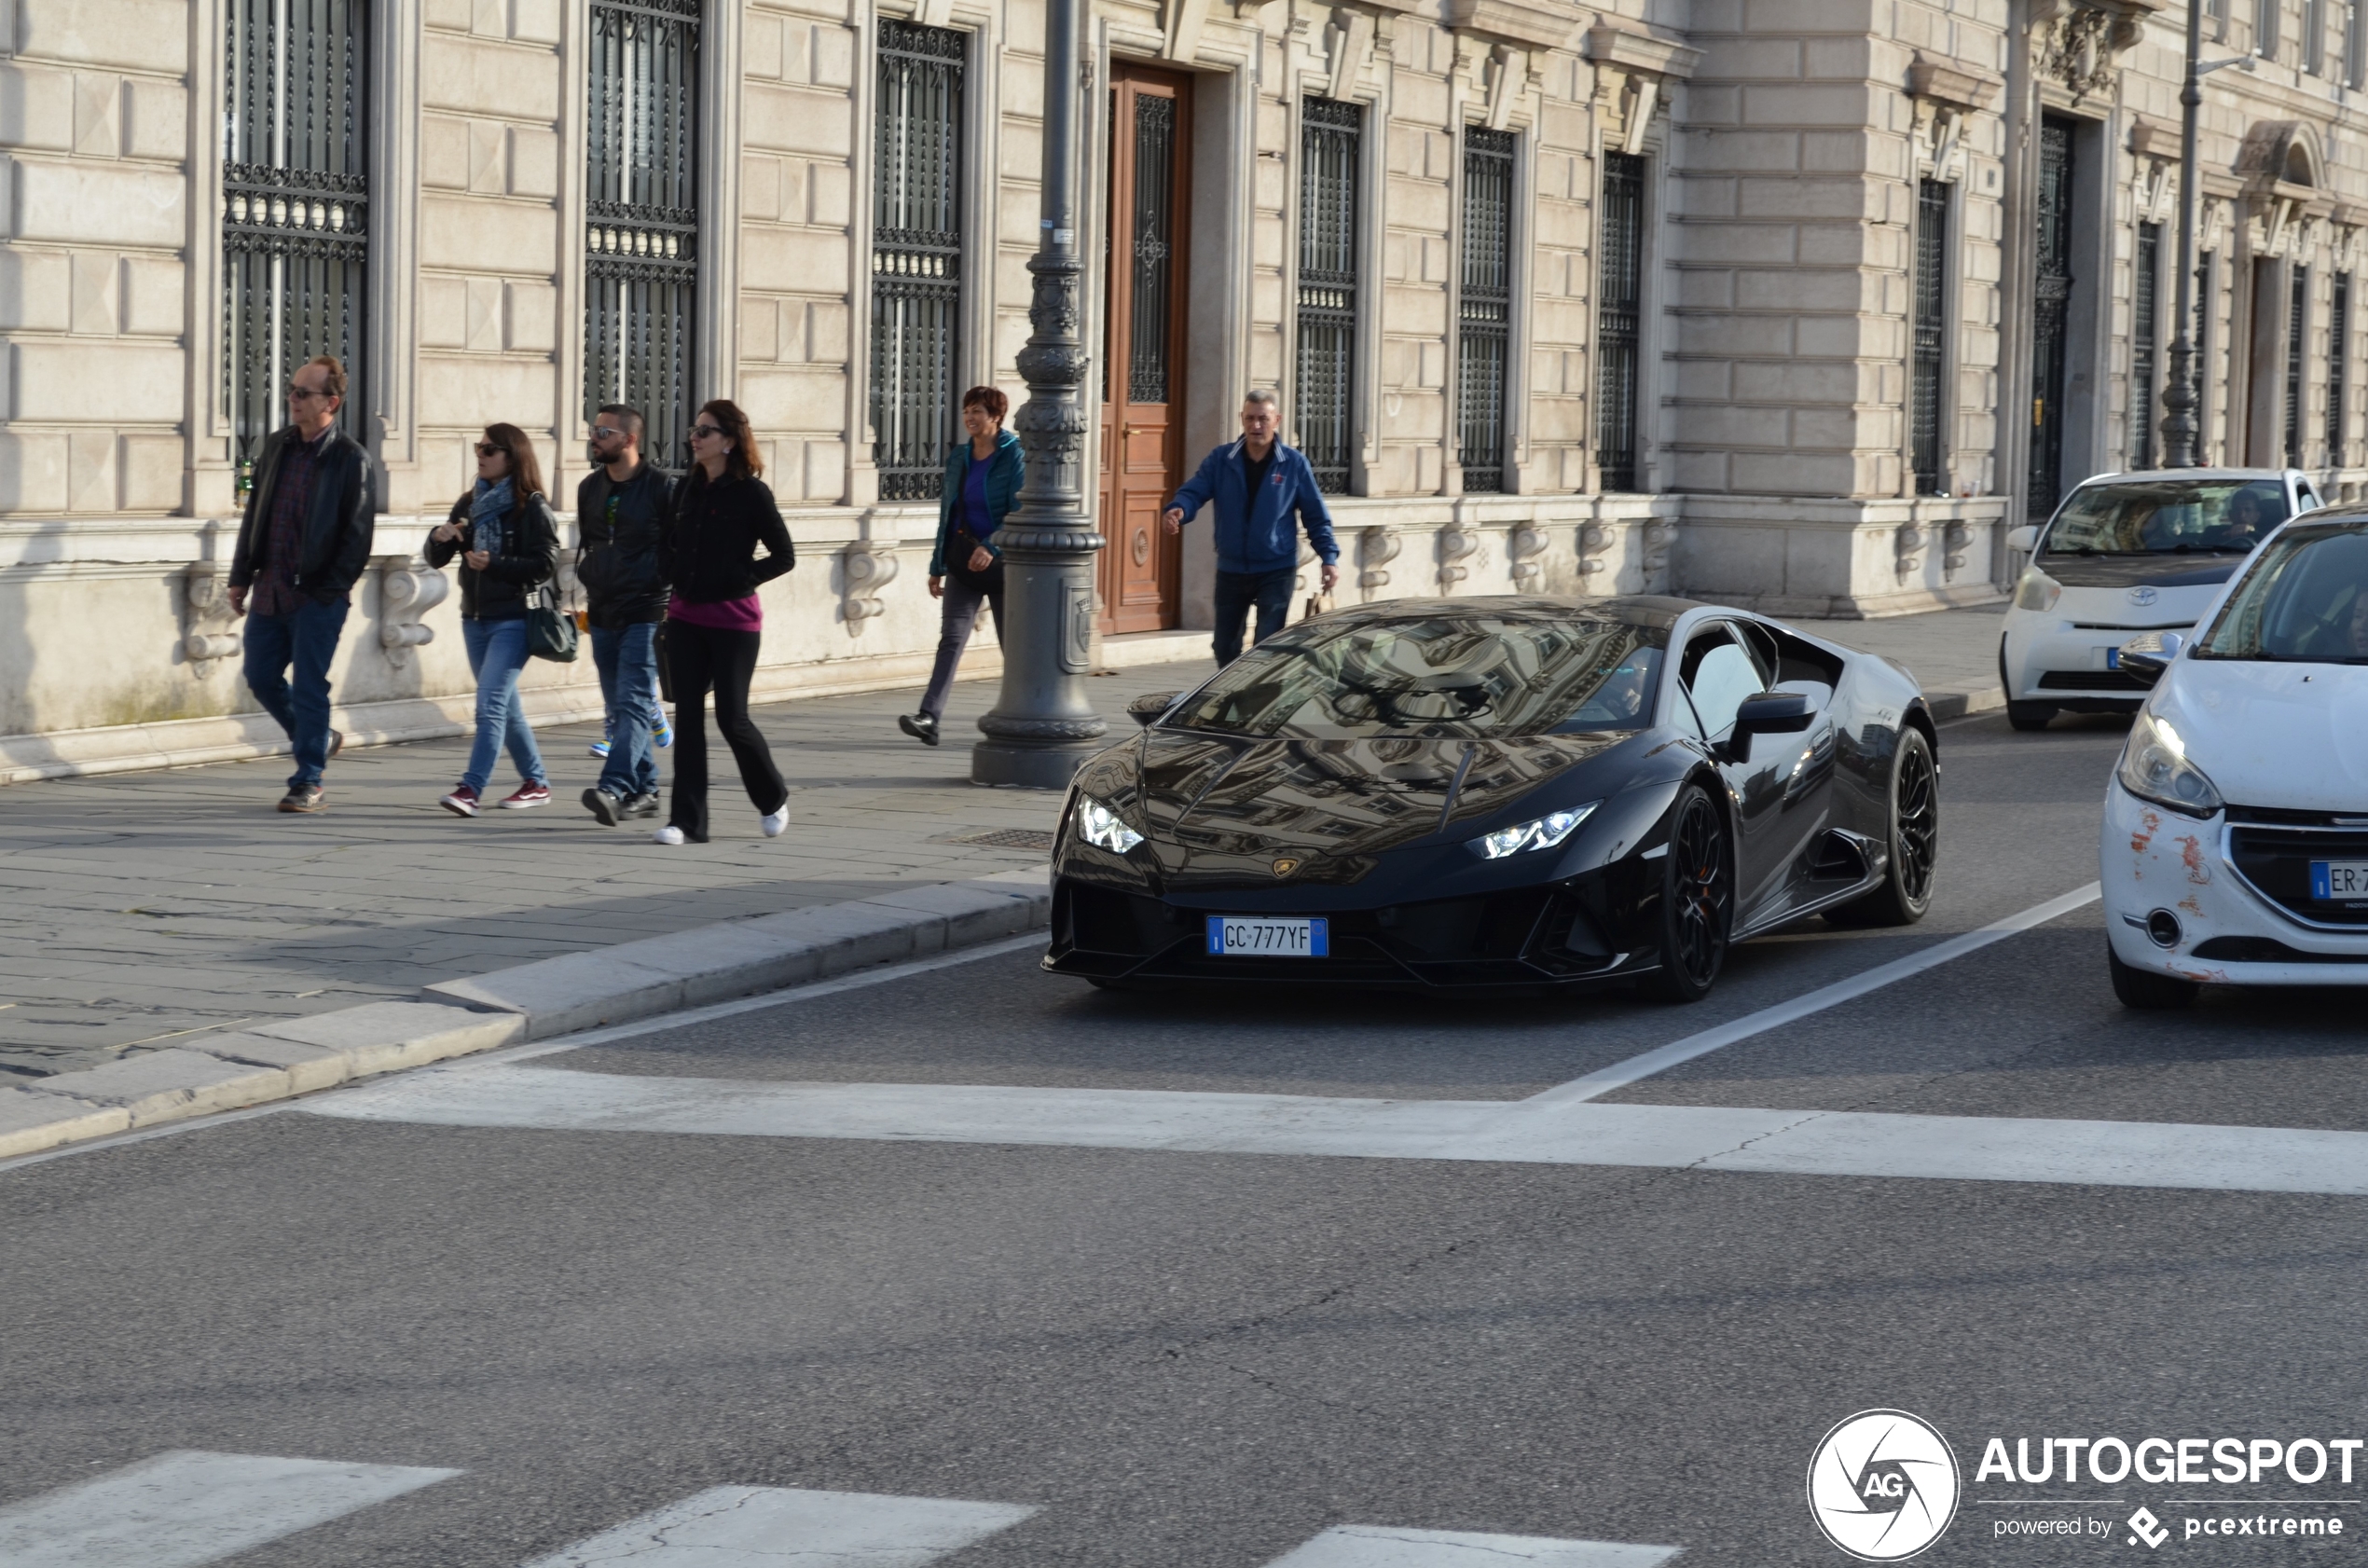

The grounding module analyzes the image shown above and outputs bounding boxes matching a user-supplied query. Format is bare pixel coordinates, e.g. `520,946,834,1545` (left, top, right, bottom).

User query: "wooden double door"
1098,66,1191,634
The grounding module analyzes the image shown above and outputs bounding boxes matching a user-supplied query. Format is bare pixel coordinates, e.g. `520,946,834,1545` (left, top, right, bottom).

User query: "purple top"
961,453,997,542
669,593,763,632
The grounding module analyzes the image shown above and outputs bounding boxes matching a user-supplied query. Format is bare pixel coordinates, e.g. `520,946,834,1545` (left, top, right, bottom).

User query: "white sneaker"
760,803,790,838
653,826,685,846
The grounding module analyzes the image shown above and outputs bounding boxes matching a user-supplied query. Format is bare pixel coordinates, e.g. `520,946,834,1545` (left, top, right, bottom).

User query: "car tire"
1640,783,1732,1004
2006,701,2058,731
2107,940,2200,1009
1824,726,1938,928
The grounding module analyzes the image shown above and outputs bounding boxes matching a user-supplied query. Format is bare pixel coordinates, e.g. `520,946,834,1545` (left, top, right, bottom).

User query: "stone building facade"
1,0,2363,778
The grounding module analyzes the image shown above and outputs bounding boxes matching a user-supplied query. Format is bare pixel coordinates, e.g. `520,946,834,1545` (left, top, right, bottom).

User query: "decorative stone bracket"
1582,22,1699,157
2237,121,2333,259
1507,525,1548,585
180,562,242,675
2031,0,2165,104
1907,55,2001,182
1438,527,1481,587
1894,523,1927,582
376,555,449,669
1641,519,1676,576
1943,522,1974,577
1357,526,1400,589
841,542,900,631
1577,521,1615,584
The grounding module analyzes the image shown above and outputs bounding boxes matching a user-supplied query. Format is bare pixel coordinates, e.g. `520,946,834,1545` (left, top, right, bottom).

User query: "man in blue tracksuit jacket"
1162,390,1341,665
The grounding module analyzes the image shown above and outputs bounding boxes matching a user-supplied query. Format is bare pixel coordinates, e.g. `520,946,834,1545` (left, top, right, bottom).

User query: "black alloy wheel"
1827,726,1938,928
1643,784,1732,1003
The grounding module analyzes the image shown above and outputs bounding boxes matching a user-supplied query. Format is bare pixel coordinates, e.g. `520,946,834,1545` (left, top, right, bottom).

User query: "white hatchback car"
2102,508,2368,1007
2000,468,2320,731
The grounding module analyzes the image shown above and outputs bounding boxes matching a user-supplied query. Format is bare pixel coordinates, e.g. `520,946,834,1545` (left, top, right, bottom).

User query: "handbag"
1300,591,1337,623
525,580,579,663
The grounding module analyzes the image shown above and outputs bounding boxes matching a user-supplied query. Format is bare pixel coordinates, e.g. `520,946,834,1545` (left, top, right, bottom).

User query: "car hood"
2037,552,2247,590
1109,728,1636,885
2153,660,2368,810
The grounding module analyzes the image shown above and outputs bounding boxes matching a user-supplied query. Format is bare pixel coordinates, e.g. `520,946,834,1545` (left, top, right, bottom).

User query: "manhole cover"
944,827,1056,850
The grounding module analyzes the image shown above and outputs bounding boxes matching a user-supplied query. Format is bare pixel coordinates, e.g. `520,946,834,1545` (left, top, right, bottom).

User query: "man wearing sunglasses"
227,355,376,813
575,404,676,825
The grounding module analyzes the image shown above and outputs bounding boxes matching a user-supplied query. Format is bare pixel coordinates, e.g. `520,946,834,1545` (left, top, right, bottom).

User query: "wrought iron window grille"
2287,266,2308,471
586,0,700,474
1594,152,1645,493
1296,96,1361,495
2029,120,2074,518
2330,273,2349,468
1911,180,1950,494
2131,221,2160,473
1457,128,1514,495
222,0,369,496
872,20,965,504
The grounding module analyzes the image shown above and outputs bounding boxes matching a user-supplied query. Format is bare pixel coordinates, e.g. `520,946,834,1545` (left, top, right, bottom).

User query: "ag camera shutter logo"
1807,1410,1962,1561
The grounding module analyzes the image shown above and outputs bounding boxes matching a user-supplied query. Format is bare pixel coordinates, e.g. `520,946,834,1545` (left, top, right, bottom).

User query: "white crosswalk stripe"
1263,1526,1680,1567
0,1450,459,1568
312,1065,2368,1197
516,1485,1037,1566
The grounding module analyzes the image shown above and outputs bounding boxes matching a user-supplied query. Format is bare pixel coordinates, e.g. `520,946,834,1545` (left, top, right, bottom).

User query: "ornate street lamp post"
2161,0,2251,467
971,0,1108,788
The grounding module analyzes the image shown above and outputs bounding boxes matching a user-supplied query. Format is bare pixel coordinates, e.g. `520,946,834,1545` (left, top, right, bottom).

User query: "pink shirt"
668,593,763,631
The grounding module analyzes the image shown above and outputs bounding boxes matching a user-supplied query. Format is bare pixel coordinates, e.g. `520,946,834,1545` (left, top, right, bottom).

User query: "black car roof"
1319,593,1703,631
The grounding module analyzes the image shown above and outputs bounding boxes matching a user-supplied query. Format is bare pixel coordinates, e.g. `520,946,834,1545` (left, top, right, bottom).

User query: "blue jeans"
461,616,546,793
591,621,662,799
919,574,1004,721
242,597,350,788
1213,567,1297,666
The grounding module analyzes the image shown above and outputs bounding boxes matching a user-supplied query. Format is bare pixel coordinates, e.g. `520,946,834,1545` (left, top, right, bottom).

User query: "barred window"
1457,128,1514,494
2131,221,2160,472
1910,180,1950,494
2287,266,2308,470
2332,273,2350,467
1296,97,1361,495
873,21,964,503
1595,152,1645,493
222,0,368,494
586,0,700,470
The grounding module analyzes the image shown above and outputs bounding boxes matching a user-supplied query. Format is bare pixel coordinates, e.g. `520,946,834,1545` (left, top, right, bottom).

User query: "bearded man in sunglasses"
576,404,677,826
227,355,375,813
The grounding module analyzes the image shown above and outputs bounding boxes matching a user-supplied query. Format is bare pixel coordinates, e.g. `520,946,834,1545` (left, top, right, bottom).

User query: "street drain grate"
944,827,1057,851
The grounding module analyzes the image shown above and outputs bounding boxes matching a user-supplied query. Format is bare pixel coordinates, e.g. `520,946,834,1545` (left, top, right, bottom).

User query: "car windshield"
2044,479,2287,556
1170,615,1669,739
2196,521,2368,664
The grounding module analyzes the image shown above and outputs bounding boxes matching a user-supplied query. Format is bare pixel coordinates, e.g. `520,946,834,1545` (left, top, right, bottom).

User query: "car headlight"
2116,709,2222,818
1469,801,1600,860
2014,565,2062,612
1072,793,1145,854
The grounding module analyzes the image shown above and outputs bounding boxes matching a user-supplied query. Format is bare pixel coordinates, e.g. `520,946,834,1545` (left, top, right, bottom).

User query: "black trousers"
663,621,787,842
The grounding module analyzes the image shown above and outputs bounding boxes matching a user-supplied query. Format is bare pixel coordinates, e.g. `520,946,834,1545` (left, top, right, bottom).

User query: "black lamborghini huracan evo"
1044,595,1939,999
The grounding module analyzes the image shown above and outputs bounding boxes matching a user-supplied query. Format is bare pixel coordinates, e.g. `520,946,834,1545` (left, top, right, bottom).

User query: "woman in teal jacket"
899,386,1025,746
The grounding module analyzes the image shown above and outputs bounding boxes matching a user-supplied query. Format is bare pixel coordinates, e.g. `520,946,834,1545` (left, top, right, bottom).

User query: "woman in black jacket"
652,398,796,845
426,423,559,817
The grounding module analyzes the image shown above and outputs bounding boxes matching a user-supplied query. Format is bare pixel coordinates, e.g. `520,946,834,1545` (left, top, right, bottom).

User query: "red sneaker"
439,785,480,818
500,783,553,810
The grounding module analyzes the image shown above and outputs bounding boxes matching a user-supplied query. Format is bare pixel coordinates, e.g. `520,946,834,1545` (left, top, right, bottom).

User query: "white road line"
306,1067,2368,1196
516,1485,1036,1566
1525,882,2103,1106
1263,1525,1681,1567
0,1450,459,1568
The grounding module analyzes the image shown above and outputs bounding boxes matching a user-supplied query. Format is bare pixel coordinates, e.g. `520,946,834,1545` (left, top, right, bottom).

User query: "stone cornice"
1905,54,2002,113
1447,0,1582,53
1580,21,1700,81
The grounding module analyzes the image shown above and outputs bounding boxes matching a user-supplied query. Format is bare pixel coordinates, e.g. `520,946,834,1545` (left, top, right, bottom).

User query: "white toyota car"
2102,506,2368,1007
2000,468,2319,731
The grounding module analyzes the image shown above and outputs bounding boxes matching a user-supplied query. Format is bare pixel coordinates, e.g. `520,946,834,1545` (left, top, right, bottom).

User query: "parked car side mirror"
2004,525,2040,555
2116,630,2184,680
1718,690,1813,763
1127,690,1183,727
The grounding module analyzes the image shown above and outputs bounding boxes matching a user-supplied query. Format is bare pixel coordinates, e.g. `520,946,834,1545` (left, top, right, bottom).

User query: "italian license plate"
2310,860,2368,900
1205,915,1329,957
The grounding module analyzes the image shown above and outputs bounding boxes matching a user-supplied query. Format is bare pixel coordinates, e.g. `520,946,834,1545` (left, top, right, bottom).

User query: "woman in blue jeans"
426,423,559,816
898,386,1023,746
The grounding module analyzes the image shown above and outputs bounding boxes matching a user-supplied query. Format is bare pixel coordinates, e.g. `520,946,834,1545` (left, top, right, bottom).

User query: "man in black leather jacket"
227,355,376,813
575,404,676,825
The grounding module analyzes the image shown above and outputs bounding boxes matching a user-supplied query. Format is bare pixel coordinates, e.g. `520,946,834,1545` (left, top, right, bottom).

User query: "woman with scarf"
426,422,560,816
652,398,796,846
897,385,1024,747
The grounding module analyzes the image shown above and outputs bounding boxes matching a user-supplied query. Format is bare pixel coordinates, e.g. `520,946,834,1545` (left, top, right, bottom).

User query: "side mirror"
1127,690,1183,728
2116,630,2184,681
2004,525,2040,555
1719,690,1813,763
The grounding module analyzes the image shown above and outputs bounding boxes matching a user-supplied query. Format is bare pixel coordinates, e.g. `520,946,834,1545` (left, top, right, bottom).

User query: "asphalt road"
7,708,2368,1567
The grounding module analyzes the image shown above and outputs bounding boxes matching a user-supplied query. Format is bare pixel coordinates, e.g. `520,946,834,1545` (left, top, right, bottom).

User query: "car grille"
2226,805,2368,828
2190,936,2368,963
2036,669,2155,691
2226,825,2368,928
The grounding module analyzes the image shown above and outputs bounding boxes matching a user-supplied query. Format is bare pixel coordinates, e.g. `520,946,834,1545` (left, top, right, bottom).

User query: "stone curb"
1925,684,2005,722
0,870,1053,1162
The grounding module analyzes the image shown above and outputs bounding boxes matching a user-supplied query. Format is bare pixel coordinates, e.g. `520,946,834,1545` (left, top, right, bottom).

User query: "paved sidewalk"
0,603,2004,1082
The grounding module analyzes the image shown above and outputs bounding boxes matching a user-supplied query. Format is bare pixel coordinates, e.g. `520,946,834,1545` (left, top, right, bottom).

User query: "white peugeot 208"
2102,507,2368,1007
2001,468,2319,731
